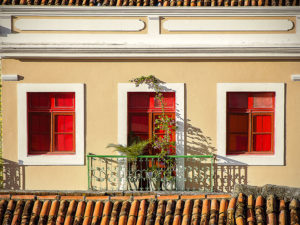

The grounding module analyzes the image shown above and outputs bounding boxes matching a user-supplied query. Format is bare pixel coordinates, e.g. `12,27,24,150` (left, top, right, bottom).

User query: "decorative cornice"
2,47,300,58
1,6,300,16
1,6,300,58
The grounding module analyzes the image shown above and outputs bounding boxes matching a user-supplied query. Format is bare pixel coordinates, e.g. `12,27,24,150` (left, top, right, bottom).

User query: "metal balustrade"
87,154,214,192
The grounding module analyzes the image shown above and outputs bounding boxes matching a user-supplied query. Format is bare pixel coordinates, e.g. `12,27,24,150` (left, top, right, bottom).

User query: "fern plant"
107,140,149,158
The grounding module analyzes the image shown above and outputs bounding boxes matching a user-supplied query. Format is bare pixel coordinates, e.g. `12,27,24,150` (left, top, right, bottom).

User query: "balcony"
87,155,214,192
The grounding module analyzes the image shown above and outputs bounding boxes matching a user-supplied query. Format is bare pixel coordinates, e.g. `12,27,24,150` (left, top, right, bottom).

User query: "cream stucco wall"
2,59,300,190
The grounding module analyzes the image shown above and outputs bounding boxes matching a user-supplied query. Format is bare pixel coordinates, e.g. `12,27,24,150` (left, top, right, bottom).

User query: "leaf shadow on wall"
0,158,25,190
184,119,248,193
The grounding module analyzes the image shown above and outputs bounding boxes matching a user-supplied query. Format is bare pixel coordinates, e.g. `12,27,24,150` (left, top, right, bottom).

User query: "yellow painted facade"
1,58,300,190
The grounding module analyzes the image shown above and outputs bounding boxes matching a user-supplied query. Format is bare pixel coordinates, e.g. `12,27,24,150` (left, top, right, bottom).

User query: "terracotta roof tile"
172,199,183,225
266,195,276,225
3,200,15,225
155,200,165,225
134,196,155,201
246,195,255,225
278,200,287,225
207,194,231,199
12,196,35,200
37,196,59,201
145,200,157,225
235,193,245,225
118,201,131,225
163,200,175,225
111,197,131,201
181,195,205,200
191,199,201,225
218,199,228,225
61,196,84,201
110,201,122,225
21,200,33,225
136,200,147,225
56,200,69,225
91,201,104,225
182,200,192,225
12,200,25,225
0,200,8,225
0,193,299,225
289,199,300,225
200,199,210,225
254,196,265,225
82,201,94,225
157,196,179,200
64,200,77,225
86,196,109,201
100,201,113,225
47,200,59,225
74,201,86,225
38,200,51,225
227,198,236,225
127,200,139,225
2,0,298,5
209,199,218,225
0,195,11,200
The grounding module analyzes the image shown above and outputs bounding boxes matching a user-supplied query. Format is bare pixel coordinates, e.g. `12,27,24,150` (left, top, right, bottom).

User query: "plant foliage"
107,140,149,158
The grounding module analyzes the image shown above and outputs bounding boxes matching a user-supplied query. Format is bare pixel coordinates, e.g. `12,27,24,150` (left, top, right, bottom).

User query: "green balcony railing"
87,154,215,192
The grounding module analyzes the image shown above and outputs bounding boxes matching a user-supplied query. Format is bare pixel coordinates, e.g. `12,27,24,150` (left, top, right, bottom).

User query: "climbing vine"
130,75,176,184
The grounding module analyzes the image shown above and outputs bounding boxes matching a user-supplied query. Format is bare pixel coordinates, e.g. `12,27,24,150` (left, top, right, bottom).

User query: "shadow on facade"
0,158,25,190
185,119,248,193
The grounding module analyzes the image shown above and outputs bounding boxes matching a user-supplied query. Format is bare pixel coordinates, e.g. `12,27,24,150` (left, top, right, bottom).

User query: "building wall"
2,58,300,190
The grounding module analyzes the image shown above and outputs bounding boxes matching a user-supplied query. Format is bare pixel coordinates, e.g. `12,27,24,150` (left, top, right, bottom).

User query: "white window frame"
17,83,85,165
217,83,285,166
118,83,185,190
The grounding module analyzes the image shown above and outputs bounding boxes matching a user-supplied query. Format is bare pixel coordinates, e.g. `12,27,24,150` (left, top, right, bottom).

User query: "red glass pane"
228,134,248,152
55,134,73,151
29,93,51,109
228,93,249,109
55,115,74,132
228,114,248,133
154,92,175,109
30,134,51,152
28,112,51,153
29,112,51,133
253,93,274,108
253,115,272,132
55,93,75,108
128,93,150,109
253,134,271,151
129,114,149,133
